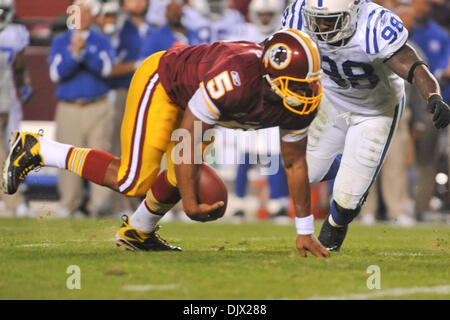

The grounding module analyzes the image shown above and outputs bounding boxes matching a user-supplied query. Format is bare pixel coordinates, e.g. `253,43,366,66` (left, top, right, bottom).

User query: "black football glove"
427,94,450,129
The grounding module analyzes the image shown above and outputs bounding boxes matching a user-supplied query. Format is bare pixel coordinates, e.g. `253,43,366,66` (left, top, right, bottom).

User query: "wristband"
295,215,314,235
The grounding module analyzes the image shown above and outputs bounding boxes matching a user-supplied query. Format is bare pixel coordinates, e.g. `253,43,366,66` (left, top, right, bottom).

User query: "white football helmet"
0,0,14,31
302,0,364,46
248,0,283,36
192,0,227,21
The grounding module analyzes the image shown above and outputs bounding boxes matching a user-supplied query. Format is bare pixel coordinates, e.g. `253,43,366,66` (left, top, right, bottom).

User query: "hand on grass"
296,234,330,258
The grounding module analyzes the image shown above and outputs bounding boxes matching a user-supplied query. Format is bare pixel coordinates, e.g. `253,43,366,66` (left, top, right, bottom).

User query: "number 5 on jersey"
206,71,234,100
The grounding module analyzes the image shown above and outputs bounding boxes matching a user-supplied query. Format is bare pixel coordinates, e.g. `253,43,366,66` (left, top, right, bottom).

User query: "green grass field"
0,217,449,300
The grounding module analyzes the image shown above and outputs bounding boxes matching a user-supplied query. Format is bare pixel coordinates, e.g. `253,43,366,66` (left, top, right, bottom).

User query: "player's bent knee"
355,127,387,168
333,189,361,212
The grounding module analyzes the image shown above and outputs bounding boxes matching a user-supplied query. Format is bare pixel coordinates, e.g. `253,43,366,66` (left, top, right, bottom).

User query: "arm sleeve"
281,0,304,30
48,37,81,83
83,36,114,77
187,85,220,125
365,9,409,61
14,25,30,52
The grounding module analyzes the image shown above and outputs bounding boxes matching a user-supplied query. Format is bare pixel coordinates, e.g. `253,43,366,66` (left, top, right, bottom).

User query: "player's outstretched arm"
385,43,450,129
280,136,330,258
174,107,224,222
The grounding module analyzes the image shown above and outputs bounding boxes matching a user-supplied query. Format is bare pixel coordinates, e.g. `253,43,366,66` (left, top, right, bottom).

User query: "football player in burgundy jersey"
3,29,330,258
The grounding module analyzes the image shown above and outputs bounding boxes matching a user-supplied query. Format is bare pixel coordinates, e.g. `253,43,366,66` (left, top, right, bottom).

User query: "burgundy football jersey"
157,41,317,134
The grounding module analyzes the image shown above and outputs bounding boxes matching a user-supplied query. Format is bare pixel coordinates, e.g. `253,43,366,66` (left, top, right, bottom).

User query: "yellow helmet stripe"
286,28,320,74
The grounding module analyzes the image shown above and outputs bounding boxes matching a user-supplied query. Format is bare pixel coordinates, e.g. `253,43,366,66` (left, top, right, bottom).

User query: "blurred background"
0,0,448,227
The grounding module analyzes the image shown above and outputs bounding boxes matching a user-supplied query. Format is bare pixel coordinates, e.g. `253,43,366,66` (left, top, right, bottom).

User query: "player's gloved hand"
427,94,450,129
296,234,330,258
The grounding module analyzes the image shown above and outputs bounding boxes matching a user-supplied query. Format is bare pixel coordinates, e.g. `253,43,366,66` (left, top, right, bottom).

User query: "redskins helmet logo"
266,43,292,70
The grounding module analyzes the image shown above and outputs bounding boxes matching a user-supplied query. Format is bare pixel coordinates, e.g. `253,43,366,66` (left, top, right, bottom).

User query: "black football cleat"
2,131,44,195
318,213,348,251
116,215,182,252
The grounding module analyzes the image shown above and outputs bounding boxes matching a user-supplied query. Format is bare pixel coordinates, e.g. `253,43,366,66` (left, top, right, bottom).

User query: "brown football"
197,163,228,219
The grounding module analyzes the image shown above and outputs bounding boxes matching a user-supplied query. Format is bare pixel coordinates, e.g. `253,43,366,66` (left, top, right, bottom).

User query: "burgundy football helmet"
262,28,323,115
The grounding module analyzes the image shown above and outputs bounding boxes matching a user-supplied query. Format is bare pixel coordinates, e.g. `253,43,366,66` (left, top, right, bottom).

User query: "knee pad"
355,126,388,168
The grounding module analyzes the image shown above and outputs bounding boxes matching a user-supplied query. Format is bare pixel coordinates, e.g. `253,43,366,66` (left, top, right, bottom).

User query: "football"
196,163,228,219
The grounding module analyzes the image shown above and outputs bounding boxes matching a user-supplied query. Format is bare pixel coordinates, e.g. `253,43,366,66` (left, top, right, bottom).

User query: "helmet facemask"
265,74,322,115
0,7,13,31
302,0,362,51
262,29,323,115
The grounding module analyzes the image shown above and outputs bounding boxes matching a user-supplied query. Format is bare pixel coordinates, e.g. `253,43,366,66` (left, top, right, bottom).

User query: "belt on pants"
60,95,107,106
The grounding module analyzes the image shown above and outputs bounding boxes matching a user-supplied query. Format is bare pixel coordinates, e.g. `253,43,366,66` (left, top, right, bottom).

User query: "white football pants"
307,94,405,210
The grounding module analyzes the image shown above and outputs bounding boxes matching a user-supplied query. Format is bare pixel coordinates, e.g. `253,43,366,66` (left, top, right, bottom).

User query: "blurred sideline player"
103,0,150,217
283,0,449,251
226,0,284,43
48,0,115,218
226,0,290,223
4,29,331,258
183,0,245,43
140,0,201,59
0,0,31,217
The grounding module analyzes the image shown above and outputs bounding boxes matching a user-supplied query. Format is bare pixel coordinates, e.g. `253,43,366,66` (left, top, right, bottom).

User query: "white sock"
328,214,343,228
129,200,163,232
39,137,73,169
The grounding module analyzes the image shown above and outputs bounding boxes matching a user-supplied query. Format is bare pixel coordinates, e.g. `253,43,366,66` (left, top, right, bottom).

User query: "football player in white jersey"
183,0,245,43
0,0,30,216
226,0,284,43
0,0,31,144
282,0,450,251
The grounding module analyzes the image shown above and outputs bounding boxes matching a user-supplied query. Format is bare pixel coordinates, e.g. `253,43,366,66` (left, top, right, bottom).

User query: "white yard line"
122,284,181,292
306,285,450,300
380,252,424,257
18,243,60,247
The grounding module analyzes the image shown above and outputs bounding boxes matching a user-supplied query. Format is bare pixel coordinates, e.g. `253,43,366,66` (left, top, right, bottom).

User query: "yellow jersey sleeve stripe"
200,82,220,118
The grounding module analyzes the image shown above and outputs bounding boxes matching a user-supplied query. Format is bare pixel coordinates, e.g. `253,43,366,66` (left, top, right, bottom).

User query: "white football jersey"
225,23,267,43
0,23,29,64
0,23,30,142
282,1,408,115
182,6,245,44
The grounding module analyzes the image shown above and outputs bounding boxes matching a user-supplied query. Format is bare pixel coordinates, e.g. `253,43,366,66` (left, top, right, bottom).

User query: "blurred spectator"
410,0,450,102
183,0,244,43
226,0,283,42
233,150,291,223
428,0,450,32
229,0,251,21
0,0,31,217
95,0,120,36
108,0,149,157
140,0,201,59
146,0,168,28
408,0,449,218
104,0,150,217
0,50,28,217
48,0,115,218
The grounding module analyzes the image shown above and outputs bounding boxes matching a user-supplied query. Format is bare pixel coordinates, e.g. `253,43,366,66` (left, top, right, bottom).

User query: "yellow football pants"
117,51,184,196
